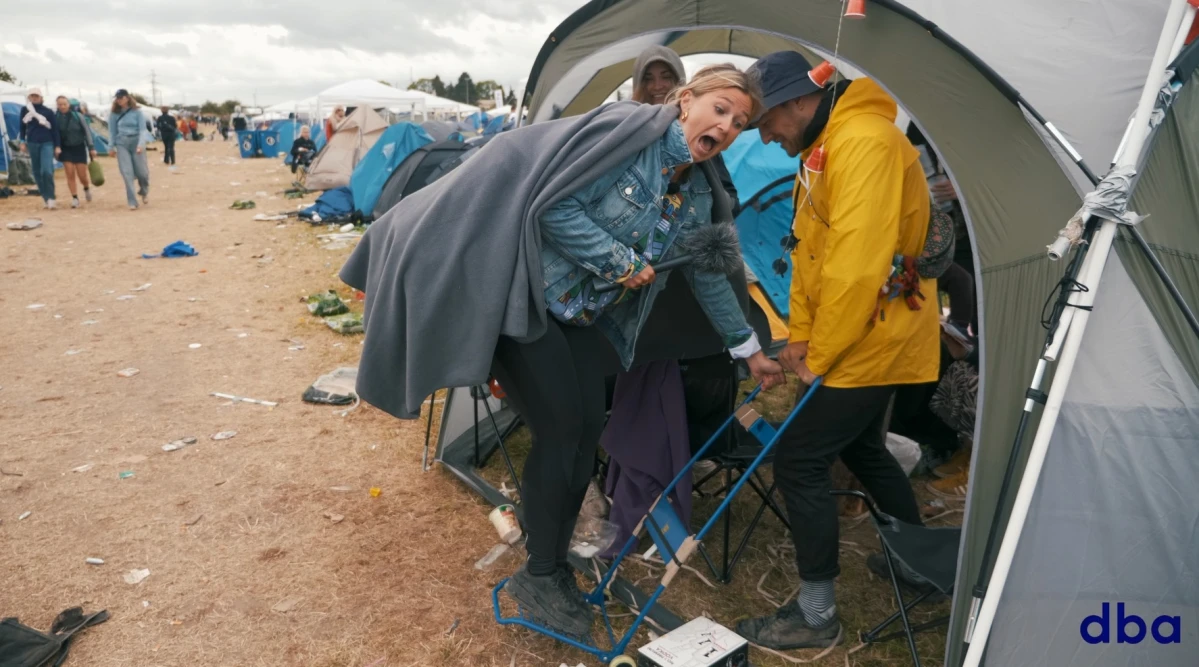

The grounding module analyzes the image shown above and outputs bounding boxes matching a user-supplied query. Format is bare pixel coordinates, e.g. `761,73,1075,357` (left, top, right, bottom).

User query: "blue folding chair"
492,379,822,666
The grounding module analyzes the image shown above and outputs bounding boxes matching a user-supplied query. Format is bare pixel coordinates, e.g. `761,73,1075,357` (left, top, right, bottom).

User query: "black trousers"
162,137,176,165
490,319,608,574
774,384,924,581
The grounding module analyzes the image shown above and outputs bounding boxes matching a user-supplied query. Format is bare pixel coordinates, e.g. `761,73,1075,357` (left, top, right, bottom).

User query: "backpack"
916,201,957,279
0,607,109,667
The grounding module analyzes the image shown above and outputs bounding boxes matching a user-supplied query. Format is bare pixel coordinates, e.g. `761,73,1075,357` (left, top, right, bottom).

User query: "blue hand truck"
493,379,823,666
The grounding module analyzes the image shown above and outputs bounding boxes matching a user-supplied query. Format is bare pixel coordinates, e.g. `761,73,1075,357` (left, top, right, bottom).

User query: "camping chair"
420,381,524,499
681,354,792,583
829,489,959,667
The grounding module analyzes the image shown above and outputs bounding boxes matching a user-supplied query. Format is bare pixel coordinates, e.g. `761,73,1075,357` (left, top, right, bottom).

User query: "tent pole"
958,217,1100,657
960,2,1193,664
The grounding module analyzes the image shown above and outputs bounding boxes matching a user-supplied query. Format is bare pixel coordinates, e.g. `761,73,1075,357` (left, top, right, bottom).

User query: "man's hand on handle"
779,341,819,386
746,351,786,390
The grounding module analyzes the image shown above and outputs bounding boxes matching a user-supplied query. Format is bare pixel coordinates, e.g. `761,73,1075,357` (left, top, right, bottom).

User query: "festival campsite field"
0,134,959,666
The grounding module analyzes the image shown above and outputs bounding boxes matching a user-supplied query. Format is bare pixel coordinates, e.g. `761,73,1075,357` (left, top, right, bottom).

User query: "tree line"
404,73,516,107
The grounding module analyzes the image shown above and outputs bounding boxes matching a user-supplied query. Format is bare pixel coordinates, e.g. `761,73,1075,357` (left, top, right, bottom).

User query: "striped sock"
798,579,837,626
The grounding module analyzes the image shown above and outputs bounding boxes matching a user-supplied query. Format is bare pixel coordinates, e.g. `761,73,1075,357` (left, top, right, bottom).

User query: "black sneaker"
866,553,946,601
735,604,843,650
506,565,594,638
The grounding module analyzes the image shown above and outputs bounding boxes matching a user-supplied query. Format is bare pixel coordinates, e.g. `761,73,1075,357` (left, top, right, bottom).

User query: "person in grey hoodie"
633,46,740,208
109,89,150,210
631,46,686,106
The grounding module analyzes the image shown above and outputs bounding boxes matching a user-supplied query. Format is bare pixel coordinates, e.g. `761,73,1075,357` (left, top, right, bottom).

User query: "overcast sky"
1,0,592,107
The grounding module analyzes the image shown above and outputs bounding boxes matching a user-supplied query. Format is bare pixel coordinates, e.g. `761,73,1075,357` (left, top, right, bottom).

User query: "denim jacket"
539,120,758,367
110,108,146,149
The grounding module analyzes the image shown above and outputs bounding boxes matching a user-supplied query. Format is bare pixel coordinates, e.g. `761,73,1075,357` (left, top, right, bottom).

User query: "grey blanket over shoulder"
339,101,679,419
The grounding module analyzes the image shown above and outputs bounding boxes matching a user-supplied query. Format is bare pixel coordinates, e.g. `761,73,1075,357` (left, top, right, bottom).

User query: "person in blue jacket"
495,65,785,637
18,87,60,209
109,89,150,210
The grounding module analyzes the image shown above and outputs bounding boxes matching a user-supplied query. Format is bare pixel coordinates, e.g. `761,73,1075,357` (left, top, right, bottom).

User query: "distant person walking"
110,89,150,210
55,95,96,208
156,107,177,165
231,106,249,132
18,87,60,209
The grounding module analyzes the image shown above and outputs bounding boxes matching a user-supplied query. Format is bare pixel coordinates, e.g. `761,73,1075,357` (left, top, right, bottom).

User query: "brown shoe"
933,447,971,479
927,469,969,499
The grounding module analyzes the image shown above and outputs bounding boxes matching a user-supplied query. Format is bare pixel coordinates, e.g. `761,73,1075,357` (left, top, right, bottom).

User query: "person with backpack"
54,96,96,208
156,107,178,165
110,89,150,210
733,51,938,651
17,87,60,209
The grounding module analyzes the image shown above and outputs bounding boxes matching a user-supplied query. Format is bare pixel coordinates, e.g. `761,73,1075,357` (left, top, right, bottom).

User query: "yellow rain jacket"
789,79,939,388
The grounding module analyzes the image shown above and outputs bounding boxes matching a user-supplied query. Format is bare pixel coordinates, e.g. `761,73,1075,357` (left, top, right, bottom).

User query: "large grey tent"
424,0,1199,664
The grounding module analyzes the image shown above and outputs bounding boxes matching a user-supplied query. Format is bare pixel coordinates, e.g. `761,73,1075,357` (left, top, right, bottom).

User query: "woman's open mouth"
697,134,718,155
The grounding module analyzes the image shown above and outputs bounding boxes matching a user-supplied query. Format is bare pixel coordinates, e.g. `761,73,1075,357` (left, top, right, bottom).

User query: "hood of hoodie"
801,78,898,154
632,46,686,97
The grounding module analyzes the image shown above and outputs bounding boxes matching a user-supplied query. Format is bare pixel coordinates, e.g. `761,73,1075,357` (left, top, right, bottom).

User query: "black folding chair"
694,439,791,583
670,354,792,584
831,489,959,667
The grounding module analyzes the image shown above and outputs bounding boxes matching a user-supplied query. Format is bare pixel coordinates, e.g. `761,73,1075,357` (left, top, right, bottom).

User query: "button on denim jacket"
539,120,754,367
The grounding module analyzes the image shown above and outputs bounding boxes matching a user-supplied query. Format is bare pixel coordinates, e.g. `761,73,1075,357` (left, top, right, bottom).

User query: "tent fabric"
505,2,1198,665
305,106,388,192
1118,48,1199,388
301,186,354,220
369,138,483,220
314,79,426,110
348,122,433,218
983,253,1199,664
420,121,457,142
722,129,798,319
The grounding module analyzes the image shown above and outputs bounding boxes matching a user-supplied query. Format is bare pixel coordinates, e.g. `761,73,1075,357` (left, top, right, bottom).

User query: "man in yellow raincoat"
735,51,940,650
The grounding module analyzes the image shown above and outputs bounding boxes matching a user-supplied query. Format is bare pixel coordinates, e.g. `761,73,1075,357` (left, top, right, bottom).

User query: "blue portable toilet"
237,130,259,158
258,129,281,158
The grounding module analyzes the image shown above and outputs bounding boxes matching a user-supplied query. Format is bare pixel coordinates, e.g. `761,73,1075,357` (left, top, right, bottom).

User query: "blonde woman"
341,65,782,637
54,96,96,207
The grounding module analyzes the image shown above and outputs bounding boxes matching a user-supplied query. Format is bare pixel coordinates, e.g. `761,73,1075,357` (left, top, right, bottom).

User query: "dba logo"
1080,603,1181,645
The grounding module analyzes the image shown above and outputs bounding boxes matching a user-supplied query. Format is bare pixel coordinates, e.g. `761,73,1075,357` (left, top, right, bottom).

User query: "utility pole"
150,70,159,106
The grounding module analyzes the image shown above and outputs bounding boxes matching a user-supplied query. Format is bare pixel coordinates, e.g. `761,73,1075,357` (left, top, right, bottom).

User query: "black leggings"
490,318,608,575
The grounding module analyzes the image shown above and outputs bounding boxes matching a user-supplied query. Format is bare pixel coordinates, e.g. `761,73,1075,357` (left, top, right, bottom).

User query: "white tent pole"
1169,5,1197,65
961,1,1194,664
1043,2,1194,364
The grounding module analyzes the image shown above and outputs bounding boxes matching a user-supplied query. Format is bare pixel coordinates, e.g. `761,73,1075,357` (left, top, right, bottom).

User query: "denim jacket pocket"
589,170,653,231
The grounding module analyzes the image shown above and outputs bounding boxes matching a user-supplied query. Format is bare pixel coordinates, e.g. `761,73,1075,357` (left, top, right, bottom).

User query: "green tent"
508,0,1199,664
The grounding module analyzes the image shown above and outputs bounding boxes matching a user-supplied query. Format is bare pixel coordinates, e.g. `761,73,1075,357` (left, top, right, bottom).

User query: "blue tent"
0,102,18,173
348,122,433,217
457,110,489,134
722,129,800,318
483,114,508,137
300,186,355,221
271,119,325,164
2,102,19,141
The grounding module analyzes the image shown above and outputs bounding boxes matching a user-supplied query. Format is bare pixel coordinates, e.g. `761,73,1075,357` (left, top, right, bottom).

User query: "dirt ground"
1,133,958,666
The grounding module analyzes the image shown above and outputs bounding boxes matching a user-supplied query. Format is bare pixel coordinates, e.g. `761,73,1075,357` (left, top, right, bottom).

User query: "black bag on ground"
0,607,109,667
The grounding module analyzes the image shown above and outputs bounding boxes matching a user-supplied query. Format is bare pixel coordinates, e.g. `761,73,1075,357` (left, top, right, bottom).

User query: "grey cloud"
45,49,65,63
4,0,559,55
